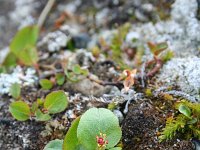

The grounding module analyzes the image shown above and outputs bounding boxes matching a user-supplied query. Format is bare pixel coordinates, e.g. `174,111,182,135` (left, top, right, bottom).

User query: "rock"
125,0,200,57
66,49,105,67
72,33,90,49
113,109,124,123
64,78,111,97
158,57,200,102
38,29,70,52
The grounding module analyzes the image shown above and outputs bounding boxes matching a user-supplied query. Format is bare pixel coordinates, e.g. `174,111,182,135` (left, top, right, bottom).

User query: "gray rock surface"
158,57,200,102
64,78,110,97
125,0,200,57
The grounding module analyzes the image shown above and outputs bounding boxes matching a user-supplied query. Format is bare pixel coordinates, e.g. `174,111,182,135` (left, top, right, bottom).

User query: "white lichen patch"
59,49,105,67
38,29,70,52
0,66,37,95
158,57,200,102
125,0,200,57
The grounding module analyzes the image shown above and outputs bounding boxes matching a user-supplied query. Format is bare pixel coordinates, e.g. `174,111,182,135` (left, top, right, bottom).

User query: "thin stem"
146,57,162,78
37,0,55,30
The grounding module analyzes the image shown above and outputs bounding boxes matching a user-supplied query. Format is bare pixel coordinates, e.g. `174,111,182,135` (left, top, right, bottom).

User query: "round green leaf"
44,91,68,114
9,101,31,121
72,65,82,74
2,52,17,68
18,46,38,65
9,83,21,99
77,108,122,150
56,73,65,85
72,65,88,76
65,70,79,82
187,118,198,125
44,139,63,150
10,25,39,66
63,117,85,150
31,102,38,113
10,25,38,55
39,79,53,90
178,104,191,118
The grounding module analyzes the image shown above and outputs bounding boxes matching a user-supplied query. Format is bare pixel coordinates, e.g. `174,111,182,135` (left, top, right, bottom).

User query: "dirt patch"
122,99,194,150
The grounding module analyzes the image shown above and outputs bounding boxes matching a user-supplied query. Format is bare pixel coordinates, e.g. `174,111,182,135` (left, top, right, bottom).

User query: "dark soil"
122,98,194,150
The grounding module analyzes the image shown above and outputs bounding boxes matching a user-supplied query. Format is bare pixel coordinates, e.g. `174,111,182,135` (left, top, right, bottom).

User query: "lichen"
0,66,37,95
158,57,200,102
38,29,70,52
125,0,200,57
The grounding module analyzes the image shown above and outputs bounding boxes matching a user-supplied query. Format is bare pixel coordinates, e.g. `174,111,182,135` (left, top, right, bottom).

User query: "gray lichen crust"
158,57,200,102
125,0,200,57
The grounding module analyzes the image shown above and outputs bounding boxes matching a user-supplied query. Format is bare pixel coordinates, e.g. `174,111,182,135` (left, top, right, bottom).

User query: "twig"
87,74,123,89
39,69,63,79
37,0,55,30
87,57,162,89
86,55,163,90
146,57,162,78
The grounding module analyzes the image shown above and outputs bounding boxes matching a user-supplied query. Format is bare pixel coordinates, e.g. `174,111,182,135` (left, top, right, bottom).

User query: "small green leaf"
39,79,53,90
31,102,38,113
35,109,51,121
9,101,31,121
10,25,39,66
56,73,65,85
37,98,44,106
161,50,174,62
72,65,88,76
65,70,79,82
178,104,191,118
18,46,38,65
63,117,85,150
10,26,38,53
44,91,68,114
187,118,197,125
80,69,88,76
77,108,122,150
148,42,168,55
9,83,21,99
44,139,63,150
72,65,82,74
2,52,17,68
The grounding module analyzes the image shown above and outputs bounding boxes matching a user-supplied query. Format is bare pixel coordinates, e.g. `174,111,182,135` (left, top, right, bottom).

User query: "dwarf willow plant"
64,64,89,82
147,41,174,62
9,90,68,121
43,139,63,150
9,83,21,99
63,108,122,150
55,73,65,85
39,79,54,90
39,73,66,90
5,25,39,68
159,100,200,141
45,108,122,150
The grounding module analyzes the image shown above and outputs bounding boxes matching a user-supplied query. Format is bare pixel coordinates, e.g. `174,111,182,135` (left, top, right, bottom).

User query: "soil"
121,98,194,149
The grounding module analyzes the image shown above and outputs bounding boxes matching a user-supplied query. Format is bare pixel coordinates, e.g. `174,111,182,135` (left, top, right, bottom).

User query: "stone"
158,57,200,102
